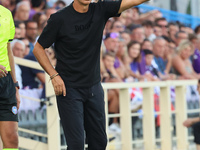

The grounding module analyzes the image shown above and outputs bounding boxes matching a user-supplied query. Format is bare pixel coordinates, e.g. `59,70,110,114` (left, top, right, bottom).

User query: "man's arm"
183,117,200,127
118,0,149,14
33,42,66,96
7,43,20,109
36,72,45,84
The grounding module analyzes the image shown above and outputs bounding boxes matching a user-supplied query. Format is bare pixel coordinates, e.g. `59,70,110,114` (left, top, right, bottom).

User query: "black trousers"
56,82,107,150
192,121,200,144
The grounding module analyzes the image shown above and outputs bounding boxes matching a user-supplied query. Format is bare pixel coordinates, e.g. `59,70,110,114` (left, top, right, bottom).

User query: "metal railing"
0,57,198,150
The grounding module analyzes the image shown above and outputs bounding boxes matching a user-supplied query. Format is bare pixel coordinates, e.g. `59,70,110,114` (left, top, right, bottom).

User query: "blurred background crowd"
1,0,200,136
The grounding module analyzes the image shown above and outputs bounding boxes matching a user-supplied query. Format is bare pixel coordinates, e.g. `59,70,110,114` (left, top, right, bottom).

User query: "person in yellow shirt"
0,5,20,150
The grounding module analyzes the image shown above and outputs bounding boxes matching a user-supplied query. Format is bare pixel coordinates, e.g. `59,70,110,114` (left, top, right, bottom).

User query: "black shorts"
0,72,18,122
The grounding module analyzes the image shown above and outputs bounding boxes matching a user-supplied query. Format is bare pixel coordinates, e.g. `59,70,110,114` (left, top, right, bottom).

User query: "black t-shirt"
38,0,122,88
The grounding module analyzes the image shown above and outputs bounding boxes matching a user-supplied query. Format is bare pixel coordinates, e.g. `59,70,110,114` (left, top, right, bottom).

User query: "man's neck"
73,1,89,13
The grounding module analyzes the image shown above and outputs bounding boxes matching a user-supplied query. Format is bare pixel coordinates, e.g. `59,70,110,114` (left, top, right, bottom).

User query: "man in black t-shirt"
33,0,149,149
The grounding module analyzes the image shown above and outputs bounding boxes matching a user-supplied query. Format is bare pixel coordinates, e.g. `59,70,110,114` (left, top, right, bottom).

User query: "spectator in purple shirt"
193,49,200,73
124,41,143,81
193,37,200,73
172,40,200,79
138,39,153,75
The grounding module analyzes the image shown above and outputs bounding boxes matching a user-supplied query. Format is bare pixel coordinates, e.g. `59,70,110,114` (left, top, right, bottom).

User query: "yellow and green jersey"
0,5,15,71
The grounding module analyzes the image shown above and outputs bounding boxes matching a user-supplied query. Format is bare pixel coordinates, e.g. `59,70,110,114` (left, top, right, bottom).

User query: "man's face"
19,23,26,38
22,39,30,57
17,4,30,21
145,54,153,66
112,21,124,33
144,26,153,37
157,20,168,36
169,25,179,40
153,39,166,57
121,33,131,45
154,26,162,37
26,22,38,42
14,28,21,39
12,42,24,58
132,8,139,21
117,41,126,56
104,37,119,53
131,27,145,43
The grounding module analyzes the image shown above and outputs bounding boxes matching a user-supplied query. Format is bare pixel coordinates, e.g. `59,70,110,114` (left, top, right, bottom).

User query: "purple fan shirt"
193,49,200,73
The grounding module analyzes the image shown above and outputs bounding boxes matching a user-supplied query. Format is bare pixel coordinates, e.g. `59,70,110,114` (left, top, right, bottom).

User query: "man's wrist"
14,81,20,89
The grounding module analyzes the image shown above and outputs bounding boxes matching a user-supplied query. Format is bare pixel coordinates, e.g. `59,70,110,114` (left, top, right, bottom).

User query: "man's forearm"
119,0,149,13
7,43,17,83
33,42,57,77
193,117,200,124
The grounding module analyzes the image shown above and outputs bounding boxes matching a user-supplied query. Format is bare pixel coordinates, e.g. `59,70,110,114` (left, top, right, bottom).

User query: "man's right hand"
51,75,66,96
0,65,8,78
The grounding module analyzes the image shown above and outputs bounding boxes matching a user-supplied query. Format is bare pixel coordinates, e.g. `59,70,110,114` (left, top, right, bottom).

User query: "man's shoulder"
154,56,164,61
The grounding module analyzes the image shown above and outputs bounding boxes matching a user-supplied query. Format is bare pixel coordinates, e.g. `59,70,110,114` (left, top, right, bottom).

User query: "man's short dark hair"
155,17,167,25
143,49,153,55
129,24,143,32
168,22,178,28
25,20,38,28
14,20,22,28
142,20,154,27
142,38,150,43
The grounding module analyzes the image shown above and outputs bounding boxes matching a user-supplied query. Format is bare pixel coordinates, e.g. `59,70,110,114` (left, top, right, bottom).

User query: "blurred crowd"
1,0,200,135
